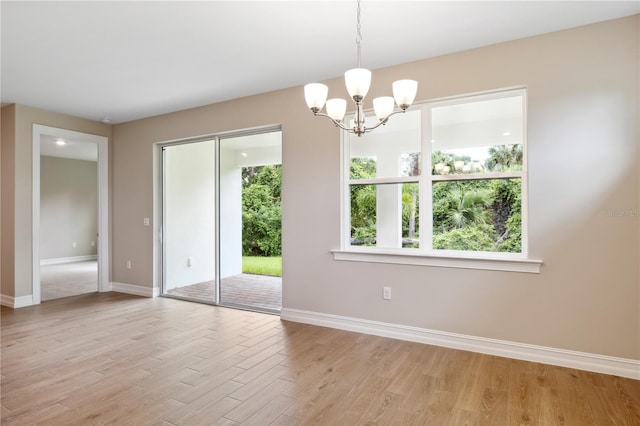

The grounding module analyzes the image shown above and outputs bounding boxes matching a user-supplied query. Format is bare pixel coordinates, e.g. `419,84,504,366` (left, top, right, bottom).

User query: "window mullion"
341,129,351,249
521,90,529,257
422,104,433,251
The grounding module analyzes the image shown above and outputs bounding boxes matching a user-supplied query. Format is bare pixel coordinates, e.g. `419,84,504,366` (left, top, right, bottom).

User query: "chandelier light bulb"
344,68,371,100
304,83,328,111
373,97,395,121
326,98,347,122
392,79,418,109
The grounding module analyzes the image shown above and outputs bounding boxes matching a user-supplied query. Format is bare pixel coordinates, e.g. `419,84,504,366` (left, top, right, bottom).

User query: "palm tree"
448,187,493,228
485,145,523,172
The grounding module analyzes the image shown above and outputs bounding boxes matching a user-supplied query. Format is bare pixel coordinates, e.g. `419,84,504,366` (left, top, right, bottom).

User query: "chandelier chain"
356,0,362,68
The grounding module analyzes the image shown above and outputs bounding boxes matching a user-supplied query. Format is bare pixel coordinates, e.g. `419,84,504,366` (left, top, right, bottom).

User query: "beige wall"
112,16,639,360
0,104,111,298
1,105,16,297
40,156,98,260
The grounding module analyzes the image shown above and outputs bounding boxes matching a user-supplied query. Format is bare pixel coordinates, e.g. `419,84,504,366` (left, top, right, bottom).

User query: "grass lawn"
242,256,282,277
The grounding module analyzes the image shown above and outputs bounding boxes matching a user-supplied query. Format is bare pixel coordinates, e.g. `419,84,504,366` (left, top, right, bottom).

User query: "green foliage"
243,165,281,197
433,224,497,251
448,187,493,228
485,144,523,172
242,256,282,276
351,224,377,246
242,165,282,257
349,158,377,242
350,185,377,242
348,147,524,253
433,181,492,232
350,157,376,180
490,179,521,237
497,212,522,252
401,183,419,242
432,179,521,253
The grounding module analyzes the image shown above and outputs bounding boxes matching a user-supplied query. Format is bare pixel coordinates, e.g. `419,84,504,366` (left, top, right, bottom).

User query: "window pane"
431,95,523,175
350,183,420,249
432,179,521,253
349,109,421,179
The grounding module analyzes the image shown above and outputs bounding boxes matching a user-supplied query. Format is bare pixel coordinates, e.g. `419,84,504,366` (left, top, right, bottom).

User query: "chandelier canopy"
304,0,418,136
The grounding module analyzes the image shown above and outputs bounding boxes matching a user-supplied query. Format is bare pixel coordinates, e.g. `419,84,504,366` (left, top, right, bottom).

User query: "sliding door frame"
154,124,282,308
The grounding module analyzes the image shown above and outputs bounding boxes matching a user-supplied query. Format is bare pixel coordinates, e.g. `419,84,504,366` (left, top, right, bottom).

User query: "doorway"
160,127,282,313
39,144,98,300
32,125,109,304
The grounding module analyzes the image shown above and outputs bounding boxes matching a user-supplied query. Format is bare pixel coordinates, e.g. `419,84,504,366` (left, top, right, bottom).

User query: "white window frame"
333,88,542,273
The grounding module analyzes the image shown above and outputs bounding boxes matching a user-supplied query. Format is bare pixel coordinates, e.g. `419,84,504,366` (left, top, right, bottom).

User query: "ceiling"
2,1,638,125
40,133,98,161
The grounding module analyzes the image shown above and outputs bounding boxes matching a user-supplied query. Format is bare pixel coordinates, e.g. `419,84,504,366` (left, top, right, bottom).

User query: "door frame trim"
32,125,110,304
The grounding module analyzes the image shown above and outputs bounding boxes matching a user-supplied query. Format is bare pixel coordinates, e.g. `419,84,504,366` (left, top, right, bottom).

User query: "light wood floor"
1,293,638,425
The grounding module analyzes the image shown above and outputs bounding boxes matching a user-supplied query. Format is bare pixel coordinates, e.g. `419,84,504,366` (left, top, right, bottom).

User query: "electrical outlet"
72,242,77,248
143,217,150,226
383,286,391,300
126,260,132,270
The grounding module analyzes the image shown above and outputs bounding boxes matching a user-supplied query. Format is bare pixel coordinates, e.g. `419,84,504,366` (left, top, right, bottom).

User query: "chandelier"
304,0,418,137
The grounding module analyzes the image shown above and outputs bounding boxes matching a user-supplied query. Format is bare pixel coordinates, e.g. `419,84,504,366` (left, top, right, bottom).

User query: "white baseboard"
40,255,98,265
111,282,159,298
0,294,35,308
280,308,640,380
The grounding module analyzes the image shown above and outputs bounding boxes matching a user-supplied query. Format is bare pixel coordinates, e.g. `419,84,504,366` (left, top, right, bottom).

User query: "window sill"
331,248,542,273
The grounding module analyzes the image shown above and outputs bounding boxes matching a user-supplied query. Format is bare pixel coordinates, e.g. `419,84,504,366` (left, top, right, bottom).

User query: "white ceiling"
40,133,98,161
2,1,638,125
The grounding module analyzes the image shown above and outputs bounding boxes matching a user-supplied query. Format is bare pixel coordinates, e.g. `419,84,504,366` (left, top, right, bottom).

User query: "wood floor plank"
163,381,243,424
1,292,638,426
235,343,285,370
229,365,290,401
232,353,287,384
5,402,70,426
173,367,245,405
224,379,292,423
239,393,296,426
178,396,241,425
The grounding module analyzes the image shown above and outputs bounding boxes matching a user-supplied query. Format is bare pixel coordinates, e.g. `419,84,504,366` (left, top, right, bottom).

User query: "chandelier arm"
312,112,352,132
363,109,407,133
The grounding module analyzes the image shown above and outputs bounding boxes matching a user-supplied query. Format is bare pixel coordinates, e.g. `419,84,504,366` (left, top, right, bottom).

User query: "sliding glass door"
162,140,217,302
161,128,282,313
219,131,282,312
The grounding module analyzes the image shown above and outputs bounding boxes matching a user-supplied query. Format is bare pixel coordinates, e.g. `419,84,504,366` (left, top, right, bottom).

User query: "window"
337,88,541,273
